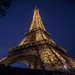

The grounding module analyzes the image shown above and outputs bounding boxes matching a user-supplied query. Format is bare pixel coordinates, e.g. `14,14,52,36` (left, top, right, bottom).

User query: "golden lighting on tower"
29,8,46,31
0,8,75,71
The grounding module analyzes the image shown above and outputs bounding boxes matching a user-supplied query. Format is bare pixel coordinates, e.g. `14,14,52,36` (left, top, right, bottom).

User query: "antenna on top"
34,4,38,9
35,5,38,8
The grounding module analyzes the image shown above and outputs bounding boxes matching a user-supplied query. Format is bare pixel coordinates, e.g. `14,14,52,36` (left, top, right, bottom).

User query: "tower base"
0,64,75,75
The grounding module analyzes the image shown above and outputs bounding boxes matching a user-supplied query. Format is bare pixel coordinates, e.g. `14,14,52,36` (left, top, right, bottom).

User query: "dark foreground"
0,64,75,75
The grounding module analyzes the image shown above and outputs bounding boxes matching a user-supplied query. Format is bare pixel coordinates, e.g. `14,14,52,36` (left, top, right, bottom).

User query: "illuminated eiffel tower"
0,8,75,71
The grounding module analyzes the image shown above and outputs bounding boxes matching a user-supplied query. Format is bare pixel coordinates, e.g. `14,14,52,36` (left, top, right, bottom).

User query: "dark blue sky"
0,0,75,68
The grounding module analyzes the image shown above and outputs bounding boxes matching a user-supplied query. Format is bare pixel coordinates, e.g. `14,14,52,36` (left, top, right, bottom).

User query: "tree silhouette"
0,0,11,16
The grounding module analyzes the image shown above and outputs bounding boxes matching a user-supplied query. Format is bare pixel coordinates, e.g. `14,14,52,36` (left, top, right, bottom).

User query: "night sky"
0,0,75,68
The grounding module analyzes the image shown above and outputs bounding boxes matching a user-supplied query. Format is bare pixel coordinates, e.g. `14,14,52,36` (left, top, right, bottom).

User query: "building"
0,8,75,71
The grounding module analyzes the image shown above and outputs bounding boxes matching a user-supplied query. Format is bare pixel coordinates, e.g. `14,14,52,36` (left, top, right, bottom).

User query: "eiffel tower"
0,8,75,71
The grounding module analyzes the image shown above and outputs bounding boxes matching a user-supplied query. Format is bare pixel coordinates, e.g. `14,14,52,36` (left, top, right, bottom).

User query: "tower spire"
29,8,46,31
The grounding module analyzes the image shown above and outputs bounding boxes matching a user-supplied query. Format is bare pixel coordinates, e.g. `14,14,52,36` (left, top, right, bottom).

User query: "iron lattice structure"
0,8,75,71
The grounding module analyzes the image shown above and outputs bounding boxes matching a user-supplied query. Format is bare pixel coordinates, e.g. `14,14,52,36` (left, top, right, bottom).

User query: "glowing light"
29,8,46,31
64,65,67,70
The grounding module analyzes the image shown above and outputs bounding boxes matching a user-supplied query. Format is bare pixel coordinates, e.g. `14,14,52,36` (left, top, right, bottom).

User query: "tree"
0,0,11,16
